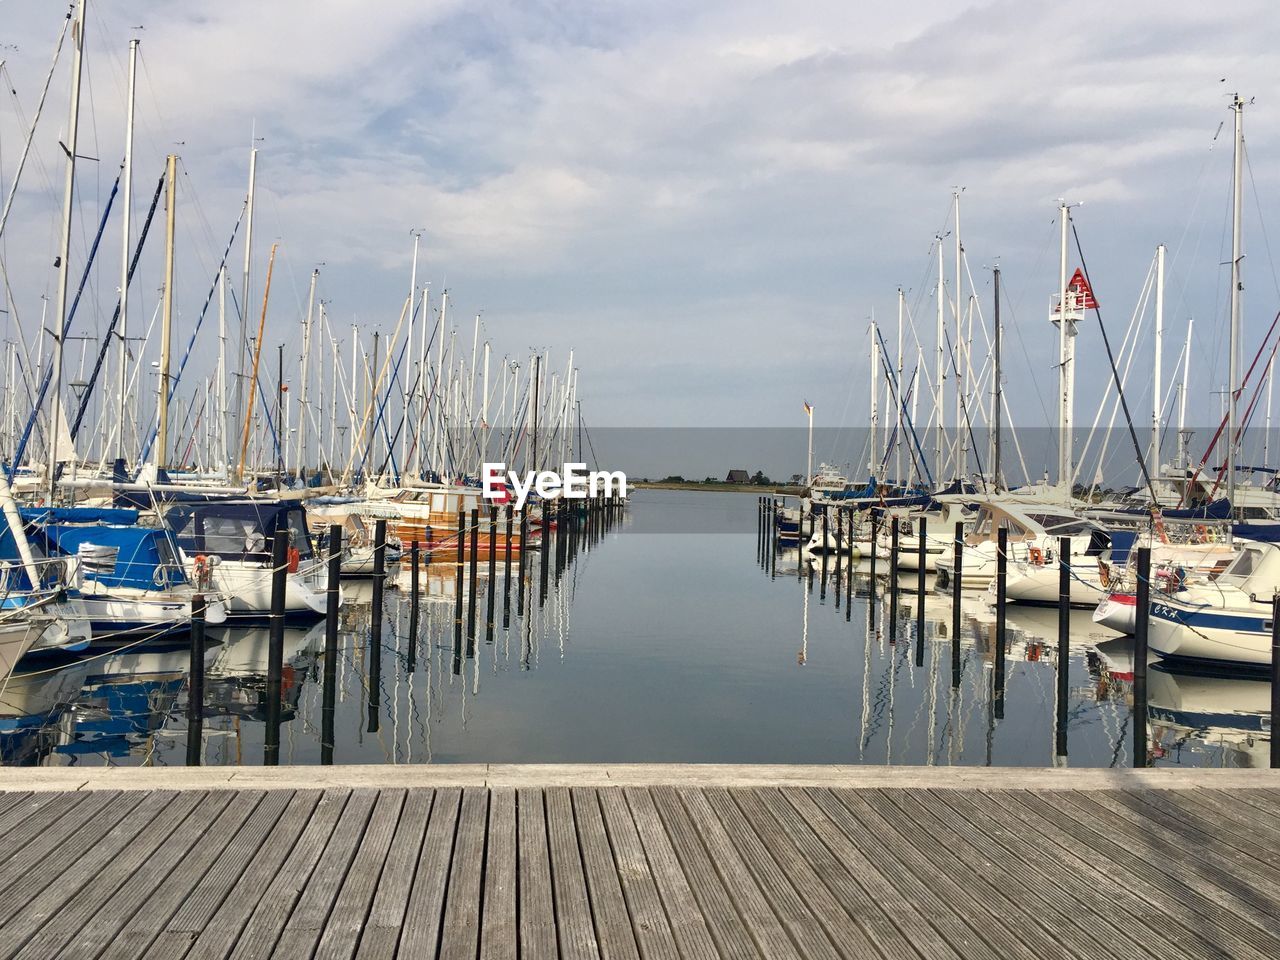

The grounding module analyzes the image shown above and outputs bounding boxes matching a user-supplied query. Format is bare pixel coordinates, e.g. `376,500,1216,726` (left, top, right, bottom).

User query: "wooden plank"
353,789,433,960
312,789,406,960
786,788,974,960
0,791,32,827
183,789,350,960
875,789,1177,960
728,788,917,960
144,790,319,960
647,785,763,959
39,791,247,960
936,788,1272,960
1049,790,1280,919
268,788,380,959
480,787,517,960
1005,790,1280,958
440,788,489,960
0,791,108,900
0,790,154,930
1199,787,1280,825
545,786,602,960
517,787,559,960
752,788,926,960
688,788,840,960
397,787,461,959
663,786,800,960
581,788,650,960
1103,789,1280,874
621,788,720,960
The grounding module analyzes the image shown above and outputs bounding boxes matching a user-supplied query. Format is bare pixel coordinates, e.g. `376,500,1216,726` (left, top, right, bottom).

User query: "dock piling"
1273,595,1280,768
915,517,926,667
264,518,288,765
321,524,341,764
454,508,465,655
994,525,1007,719
504,505,513,628
368,519,386,734
185,594,205,766
1133,546,1151,768
952,521,963,688
408,540,420,673
467,508,479,654
889,518,899,642
487,506,497,643
1056,536,1070,759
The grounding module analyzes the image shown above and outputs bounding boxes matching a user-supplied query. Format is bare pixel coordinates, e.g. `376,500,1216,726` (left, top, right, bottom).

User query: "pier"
0,765,1277,959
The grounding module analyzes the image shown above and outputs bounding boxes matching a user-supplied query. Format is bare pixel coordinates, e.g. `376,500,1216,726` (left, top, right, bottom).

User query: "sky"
2,1,1279,479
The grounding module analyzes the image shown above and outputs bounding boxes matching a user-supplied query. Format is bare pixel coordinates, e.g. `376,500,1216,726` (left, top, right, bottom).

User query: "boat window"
1221,546,1265,580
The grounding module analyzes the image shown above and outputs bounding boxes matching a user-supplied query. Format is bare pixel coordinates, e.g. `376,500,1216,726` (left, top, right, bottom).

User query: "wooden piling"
1056,536,1070,758
915,517,926,667
185,595,205,766
264,519,288,765
951,520,963,687
408,540,420,673
368,519,386,734
994,525,1007,719
1133,545,1151,768
322,523,341,765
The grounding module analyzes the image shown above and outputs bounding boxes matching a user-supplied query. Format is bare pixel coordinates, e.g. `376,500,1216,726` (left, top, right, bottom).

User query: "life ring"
287,547,301,573
1029,546,1044,566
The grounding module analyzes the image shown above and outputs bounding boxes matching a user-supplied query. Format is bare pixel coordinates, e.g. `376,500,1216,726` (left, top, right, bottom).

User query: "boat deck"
0,765,1276,959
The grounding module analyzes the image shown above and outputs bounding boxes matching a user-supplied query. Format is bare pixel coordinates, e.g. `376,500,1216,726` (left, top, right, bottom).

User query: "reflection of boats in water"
204,622,326,722
62,644,205,760
1147,664,1271,766
0,656,94,764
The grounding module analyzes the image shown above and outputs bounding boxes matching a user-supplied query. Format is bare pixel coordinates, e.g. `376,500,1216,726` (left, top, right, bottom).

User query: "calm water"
0,489,1270,767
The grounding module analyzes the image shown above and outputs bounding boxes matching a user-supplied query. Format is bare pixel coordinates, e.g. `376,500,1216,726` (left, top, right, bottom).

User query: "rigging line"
1071,221,1160,510
941,325,987,488
1242,140,1280,302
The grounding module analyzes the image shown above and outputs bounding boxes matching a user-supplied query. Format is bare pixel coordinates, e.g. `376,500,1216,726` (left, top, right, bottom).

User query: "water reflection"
0,490,1270,767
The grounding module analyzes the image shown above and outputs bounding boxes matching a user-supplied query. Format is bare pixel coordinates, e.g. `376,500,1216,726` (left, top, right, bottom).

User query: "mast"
296,267,317,479
869,316,879,478
237,144,258,435
236,243,277,482
217,266,229,471
953,190,966,479
117,36,137,463
1151,243,1165,475
1054,200,1077,492
46,0,87,502
1178,316,1194,466
1227,93,1245,534
992,266,1002,491
157,153,177,470
935,235,945,482
895,287,904,484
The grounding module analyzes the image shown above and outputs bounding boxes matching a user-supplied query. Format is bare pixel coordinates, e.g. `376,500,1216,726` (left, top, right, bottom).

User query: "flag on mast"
803,400,813,417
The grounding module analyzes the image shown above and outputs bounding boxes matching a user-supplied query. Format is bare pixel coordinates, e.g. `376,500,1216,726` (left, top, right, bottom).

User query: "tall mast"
402,232,419,477
869,316,879,479
953,190,966,479
157,153,177,470
296,267,317,479
1151,243,1165,475
46,0,87,502
434,291,448,476
895,287,904,484
237,144,258,435
1227,94,1245,533
116,36,137,463
1054,200,1076,491
1178,316,1194,466
992,266,1002,491
217,266,229,471
935,235,945,482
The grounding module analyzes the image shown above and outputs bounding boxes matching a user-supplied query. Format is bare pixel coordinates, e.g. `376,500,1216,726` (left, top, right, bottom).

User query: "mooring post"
915,517,927,667
994,525,1007,719
820,508,829,579
408,539,420,673
503,505,514,628
1133,545,1151,768
368,518,386,734
518,506,528,617
467,507,479,647
889,517,899,641
264,518,288,765
186,594,205,766
1056,536,1071,758
952,520,963,688
869,511,879,627
844,508,854,622
770,500,778,579
454,507,465,650
757,496,764,561
1271,595,1280,769
834,507,843,595
539,501,551,604
486,506,498,643
321,523,341,764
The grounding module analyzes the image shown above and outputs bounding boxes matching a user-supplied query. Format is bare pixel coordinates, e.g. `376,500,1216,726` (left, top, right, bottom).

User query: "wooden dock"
0,765,1276,959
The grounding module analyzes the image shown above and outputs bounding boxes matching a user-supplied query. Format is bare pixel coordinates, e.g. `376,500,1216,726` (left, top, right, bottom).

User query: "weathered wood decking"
0,766,1276,959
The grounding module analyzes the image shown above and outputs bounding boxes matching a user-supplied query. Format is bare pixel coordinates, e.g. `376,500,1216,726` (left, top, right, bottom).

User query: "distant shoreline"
631,481,804,495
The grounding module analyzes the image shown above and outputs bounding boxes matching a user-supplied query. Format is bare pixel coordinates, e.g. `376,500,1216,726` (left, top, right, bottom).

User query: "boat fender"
287,547,301,574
